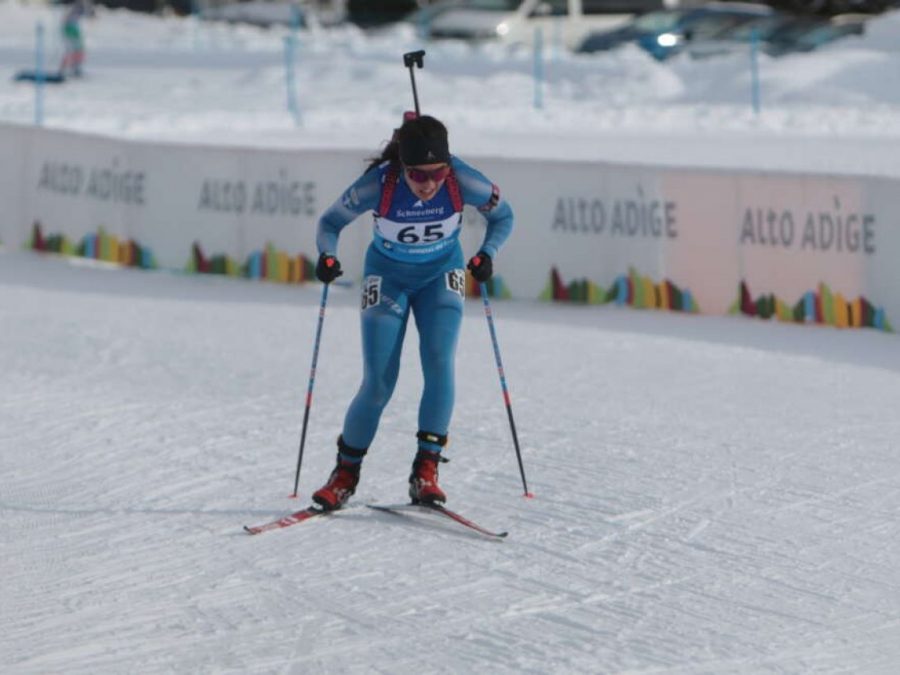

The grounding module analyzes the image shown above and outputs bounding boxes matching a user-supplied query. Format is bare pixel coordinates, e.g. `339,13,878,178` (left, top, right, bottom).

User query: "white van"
424,0,667,50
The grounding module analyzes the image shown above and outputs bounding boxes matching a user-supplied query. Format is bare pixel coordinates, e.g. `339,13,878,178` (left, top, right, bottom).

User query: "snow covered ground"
4,2,900,672
4,248,900,673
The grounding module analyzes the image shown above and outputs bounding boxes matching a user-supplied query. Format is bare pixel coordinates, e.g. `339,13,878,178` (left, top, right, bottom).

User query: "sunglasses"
404,165,451,184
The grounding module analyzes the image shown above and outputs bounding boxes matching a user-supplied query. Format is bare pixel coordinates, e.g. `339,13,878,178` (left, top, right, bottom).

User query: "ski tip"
243,525,260,535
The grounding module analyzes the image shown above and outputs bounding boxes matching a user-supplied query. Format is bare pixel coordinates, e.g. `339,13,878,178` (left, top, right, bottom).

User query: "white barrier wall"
2,123,898,331
0,123,29,250
8,125,374,280
478,156,899,329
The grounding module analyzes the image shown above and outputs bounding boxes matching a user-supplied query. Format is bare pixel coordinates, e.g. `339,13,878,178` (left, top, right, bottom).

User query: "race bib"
361,275,381,311
374,212,460,248
446,269,465,298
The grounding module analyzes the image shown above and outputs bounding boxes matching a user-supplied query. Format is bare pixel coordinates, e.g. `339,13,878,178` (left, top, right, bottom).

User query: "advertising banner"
477,160,681,303
731,173,889,329
2,123,899,333
660,171,740,315
6,126,374,281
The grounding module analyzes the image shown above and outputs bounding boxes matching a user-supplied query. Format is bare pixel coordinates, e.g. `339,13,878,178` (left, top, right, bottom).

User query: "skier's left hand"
467,251,493,282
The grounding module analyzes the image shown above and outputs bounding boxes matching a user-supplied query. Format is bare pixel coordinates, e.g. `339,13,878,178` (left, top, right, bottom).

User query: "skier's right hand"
467,251,493,282
316,253,343,283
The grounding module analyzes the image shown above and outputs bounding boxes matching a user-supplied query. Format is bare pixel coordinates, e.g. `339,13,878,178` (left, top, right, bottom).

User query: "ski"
367,503,508,539
244,502,508,539
243,506,330,535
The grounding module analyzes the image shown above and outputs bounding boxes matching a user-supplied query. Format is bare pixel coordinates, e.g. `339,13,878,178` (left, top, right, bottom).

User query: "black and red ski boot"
409,450,447,504
409,431,448,504
312,436,366,511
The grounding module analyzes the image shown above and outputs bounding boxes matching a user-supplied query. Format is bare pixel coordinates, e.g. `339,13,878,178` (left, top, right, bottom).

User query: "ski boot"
312,436,366,511
408,431,448,505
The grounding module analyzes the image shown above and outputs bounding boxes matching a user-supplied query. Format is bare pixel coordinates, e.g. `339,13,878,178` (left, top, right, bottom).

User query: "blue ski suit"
317,156,514,456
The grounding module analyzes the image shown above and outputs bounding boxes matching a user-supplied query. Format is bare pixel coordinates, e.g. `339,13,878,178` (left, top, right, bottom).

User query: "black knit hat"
398,116,450,166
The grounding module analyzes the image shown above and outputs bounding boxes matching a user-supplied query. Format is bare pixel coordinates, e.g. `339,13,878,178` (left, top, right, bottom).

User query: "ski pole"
290,283,330,498
479,283,533,498
403,50,425,115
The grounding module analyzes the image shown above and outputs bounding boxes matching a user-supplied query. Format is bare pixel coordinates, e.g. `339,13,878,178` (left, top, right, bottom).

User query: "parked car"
200,0,346,28
578,4,867,59
682,11,805,58
637,3,775,59
577,3,775,59
761,12,866,55
201,1,314,28
404,0,465,34
577,7,696,52
421,0,665,50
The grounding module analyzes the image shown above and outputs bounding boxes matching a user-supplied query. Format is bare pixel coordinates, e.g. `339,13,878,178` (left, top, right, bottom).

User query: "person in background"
311,114,514,510
60,0,88,78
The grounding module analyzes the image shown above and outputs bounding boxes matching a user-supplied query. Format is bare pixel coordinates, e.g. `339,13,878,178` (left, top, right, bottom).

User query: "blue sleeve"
451,156,514,260
316,167,382,256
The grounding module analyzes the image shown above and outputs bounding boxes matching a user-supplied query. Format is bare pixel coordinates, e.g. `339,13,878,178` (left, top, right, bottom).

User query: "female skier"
311,114,514,510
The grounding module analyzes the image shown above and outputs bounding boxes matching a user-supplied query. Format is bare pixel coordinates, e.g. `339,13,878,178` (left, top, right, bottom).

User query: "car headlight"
496,22,509,36
657,33,679,47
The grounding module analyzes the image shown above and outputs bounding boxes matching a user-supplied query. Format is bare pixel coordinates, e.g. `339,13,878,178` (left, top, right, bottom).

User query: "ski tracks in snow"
4,253,900,672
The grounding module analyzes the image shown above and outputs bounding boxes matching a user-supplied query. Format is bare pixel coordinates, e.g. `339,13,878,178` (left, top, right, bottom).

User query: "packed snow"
4,2,900,673
4,249,900,673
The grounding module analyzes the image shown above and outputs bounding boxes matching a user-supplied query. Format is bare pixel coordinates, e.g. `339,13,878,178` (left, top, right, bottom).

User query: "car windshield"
725,15,794,41
631,10,689,33
680,13,756,39
768,19,824,40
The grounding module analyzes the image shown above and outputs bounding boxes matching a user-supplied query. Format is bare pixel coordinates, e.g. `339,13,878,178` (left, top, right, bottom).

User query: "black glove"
467,251,493,282
316,253,343,283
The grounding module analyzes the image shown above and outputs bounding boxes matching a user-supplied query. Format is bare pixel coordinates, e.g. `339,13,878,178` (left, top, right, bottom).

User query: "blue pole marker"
283,35,301,126
750,27,761,115
291,2,302,33
533,26,544,110
190,0,200,51
552,17,562,63
35,21,45,125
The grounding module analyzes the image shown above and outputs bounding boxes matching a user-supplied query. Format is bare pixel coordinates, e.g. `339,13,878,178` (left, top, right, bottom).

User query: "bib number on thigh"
446,269,465,298
361,275,382,311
